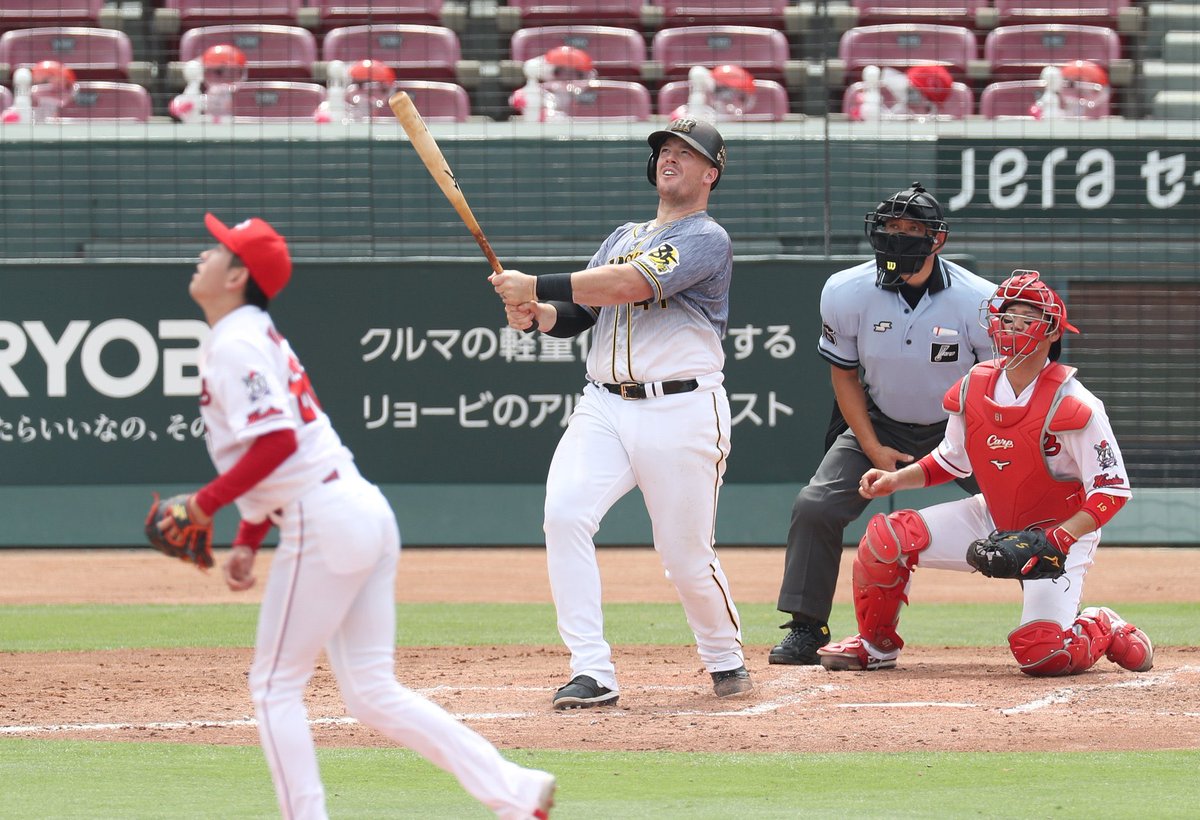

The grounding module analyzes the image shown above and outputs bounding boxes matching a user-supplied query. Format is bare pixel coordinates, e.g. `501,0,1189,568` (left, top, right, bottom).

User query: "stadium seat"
388,79,469,121
0,26,142,81
510,25,646,81
307,0,448,30
0,0,110,33
154,1,302,35
551,78,650,120
0,84,11,110
984,24,1120,81
497,0,645,35
842,78,974,118
994,0,1128,29
651,25,793,86
656,77,789,120
322,24,462,82
837,24,978,81
43,80,152,121
850,0,990,29
178,24,318,81
979,78,1111,117
657,0,791,31
230,79,325,119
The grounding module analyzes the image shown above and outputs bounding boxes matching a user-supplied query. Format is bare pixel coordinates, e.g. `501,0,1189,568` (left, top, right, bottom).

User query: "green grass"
2,601,1198,652
0,741,1196,819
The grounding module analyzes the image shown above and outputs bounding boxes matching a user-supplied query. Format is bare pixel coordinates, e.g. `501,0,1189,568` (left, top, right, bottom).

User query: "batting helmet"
711,64,755,93
864,181,948,286
348,58,396,85
646,117,727,189
30,60,76,89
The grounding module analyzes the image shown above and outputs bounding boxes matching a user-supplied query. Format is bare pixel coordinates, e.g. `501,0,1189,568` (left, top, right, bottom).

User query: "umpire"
769,182,994,665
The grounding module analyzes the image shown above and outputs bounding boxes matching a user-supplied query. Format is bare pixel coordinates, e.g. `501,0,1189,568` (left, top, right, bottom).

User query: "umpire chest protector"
945,361,1090,530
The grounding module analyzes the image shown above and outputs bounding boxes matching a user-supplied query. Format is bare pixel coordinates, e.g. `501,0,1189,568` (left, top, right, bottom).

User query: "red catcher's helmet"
30,60,76,89
981,270,1079,368
711,64,755,93
906,65,953,105
1061,59,1108,88
348,58,396,85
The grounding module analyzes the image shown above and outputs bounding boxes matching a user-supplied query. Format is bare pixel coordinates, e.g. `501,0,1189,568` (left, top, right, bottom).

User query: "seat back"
658,0,789,30
314,0,444,28
842,78,974,118
387,79,468,120
838,24,977,80
0,84,12,110
0,0,104,32
984,24,1120,80
0,26,133,79
994,0,1127,27
323,24,460,80
230,79,326,118
657,77,788,120
652,25,791,84
179,25,317,80
505,0,643,30
979,78,1111,117
511,25,645,80
552,78,650,120
42,79,151,121
163,0,301,28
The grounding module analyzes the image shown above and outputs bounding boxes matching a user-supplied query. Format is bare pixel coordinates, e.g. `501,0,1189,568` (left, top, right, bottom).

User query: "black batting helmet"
646,118,727,189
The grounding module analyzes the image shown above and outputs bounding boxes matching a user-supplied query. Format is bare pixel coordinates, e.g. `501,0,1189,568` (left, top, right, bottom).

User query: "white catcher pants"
544,380,745,692
250,464,552,820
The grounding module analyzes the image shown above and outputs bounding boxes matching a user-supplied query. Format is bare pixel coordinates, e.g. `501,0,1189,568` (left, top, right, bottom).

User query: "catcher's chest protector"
961,362,1085,530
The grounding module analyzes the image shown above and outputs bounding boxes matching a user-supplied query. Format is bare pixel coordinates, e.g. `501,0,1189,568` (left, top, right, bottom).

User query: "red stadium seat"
498,0,644,33
0,83,11,110
850,0,989,28
553,78,650,120
230,79,325,119
0,26,135,80
42,80,151,121
179,24,318,81
984,24,1119,81
386,79,469,121
658,0,790,30
979,78,1111,117
0,0,106,33
838,24,978,81
657,77,789,120
510,25,645,81
652,25,791,85
323,24,460,81
156,0,301,33
311,0,444,29
842,78,974,118
995,0,1128,28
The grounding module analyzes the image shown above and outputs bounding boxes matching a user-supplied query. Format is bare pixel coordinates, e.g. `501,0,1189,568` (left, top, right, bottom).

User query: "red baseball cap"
204,213,292,298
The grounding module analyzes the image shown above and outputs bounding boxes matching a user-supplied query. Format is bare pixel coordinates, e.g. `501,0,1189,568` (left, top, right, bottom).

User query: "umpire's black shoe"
768,619,832,665
552,675,619,710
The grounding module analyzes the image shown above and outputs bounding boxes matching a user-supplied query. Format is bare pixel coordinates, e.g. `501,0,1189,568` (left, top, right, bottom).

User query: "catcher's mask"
980,270,1079,370
647,118,726,189
864,182,948,287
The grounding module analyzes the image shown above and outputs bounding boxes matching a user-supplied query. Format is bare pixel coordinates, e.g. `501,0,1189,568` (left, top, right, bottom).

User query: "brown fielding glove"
144,493,214,569
966,528,1068,581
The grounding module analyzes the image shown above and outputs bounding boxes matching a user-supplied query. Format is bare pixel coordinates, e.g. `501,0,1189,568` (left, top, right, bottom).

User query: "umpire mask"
864,182,948,288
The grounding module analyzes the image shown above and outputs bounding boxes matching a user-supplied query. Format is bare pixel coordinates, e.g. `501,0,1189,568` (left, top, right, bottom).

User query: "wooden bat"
388,90,503,275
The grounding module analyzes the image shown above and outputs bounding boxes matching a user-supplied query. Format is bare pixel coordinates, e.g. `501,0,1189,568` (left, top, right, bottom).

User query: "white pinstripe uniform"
200,305,554,820
545,211,746,692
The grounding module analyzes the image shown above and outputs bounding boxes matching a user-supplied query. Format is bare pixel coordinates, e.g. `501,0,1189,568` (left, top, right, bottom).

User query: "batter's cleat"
817,635,899,672
768,619,831,665
531,771,556,819
1082,606,1155,672
711,665,754,698
552,675,619,710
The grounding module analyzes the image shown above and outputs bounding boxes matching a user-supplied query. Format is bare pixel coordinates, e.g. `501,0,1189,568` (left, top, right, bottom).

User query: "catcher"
817,270,1152,677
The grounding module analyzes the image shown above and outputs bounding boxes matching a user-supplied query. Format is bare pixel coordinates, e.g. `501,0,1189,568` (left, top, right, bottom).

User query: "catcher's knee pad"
852,510,931,653
1008,619,1095,676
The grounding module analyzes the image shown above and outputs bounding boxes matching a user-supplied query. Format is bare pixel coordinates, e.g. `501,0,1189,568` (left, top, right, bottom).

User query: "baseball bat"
388,91,503,275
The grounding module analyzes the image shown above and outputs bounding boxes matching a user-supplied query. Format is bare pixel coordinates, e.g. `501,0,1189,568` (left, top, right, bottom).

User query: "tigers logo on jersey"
646,242,680,274
243,370,271,402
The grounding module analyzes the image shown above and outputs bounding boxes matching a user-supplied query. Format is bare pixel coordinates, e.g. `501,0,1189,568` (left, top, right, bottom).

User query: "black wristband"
535,272,574,303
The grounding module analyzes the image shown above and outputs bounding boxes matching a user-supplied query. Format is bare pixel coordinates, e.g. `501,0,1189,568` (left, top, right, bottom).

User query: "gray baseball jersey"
818,258,994,425
581,211,731,385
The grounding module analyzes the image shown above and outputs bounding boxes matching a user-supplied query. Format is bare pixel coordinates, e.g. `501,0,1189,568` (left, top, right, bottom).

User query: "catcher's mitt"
144,492,214,569
966,529,1068,581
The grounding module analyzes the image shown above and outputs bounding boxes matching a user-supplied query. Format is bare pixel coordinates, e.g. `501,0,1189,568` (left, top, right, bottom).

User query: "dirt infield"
2,547,1198,753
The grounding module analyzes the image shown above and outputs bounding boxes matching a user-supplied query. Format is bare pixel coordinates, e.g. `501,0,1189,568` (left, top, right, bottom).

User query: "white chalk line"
1001,670,1179,715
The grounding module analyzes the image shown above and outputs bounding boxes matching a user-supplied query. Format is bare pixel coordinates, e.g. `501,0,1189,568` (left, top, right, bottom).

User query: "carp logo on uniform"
987,435,1014,449
822,322,837,344
873,320,892,333
243,370,271,402
646,242,680,274
1094,439,1117,470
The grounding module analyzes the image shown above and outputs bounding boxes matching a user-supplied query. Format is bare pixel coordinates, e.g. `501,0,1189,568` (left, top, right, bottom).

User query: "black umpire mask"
871,231,935,287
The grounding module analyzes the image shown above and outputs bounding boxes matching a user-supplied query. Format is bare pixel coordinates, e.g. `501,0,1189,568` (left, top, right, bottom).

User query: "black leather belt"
600,379,699,400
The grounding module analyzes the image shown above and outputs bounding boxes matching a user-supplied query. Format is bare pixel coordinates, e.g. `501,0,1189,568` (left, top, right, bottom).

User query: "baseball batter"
489,118,752,706
770,183,995,667
174,214,555,819
818,271,1152,676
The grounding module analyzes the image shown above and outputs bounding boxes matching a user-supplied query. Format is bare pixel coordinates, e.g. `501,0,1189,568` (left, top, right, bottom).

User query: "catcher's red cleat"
817,635,899,671
1081,606,1154,672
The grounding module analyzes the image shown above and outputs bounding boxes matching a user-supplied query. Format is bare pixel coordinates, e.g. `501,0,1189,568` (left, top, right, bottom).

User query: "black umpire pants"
775,408,978,624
